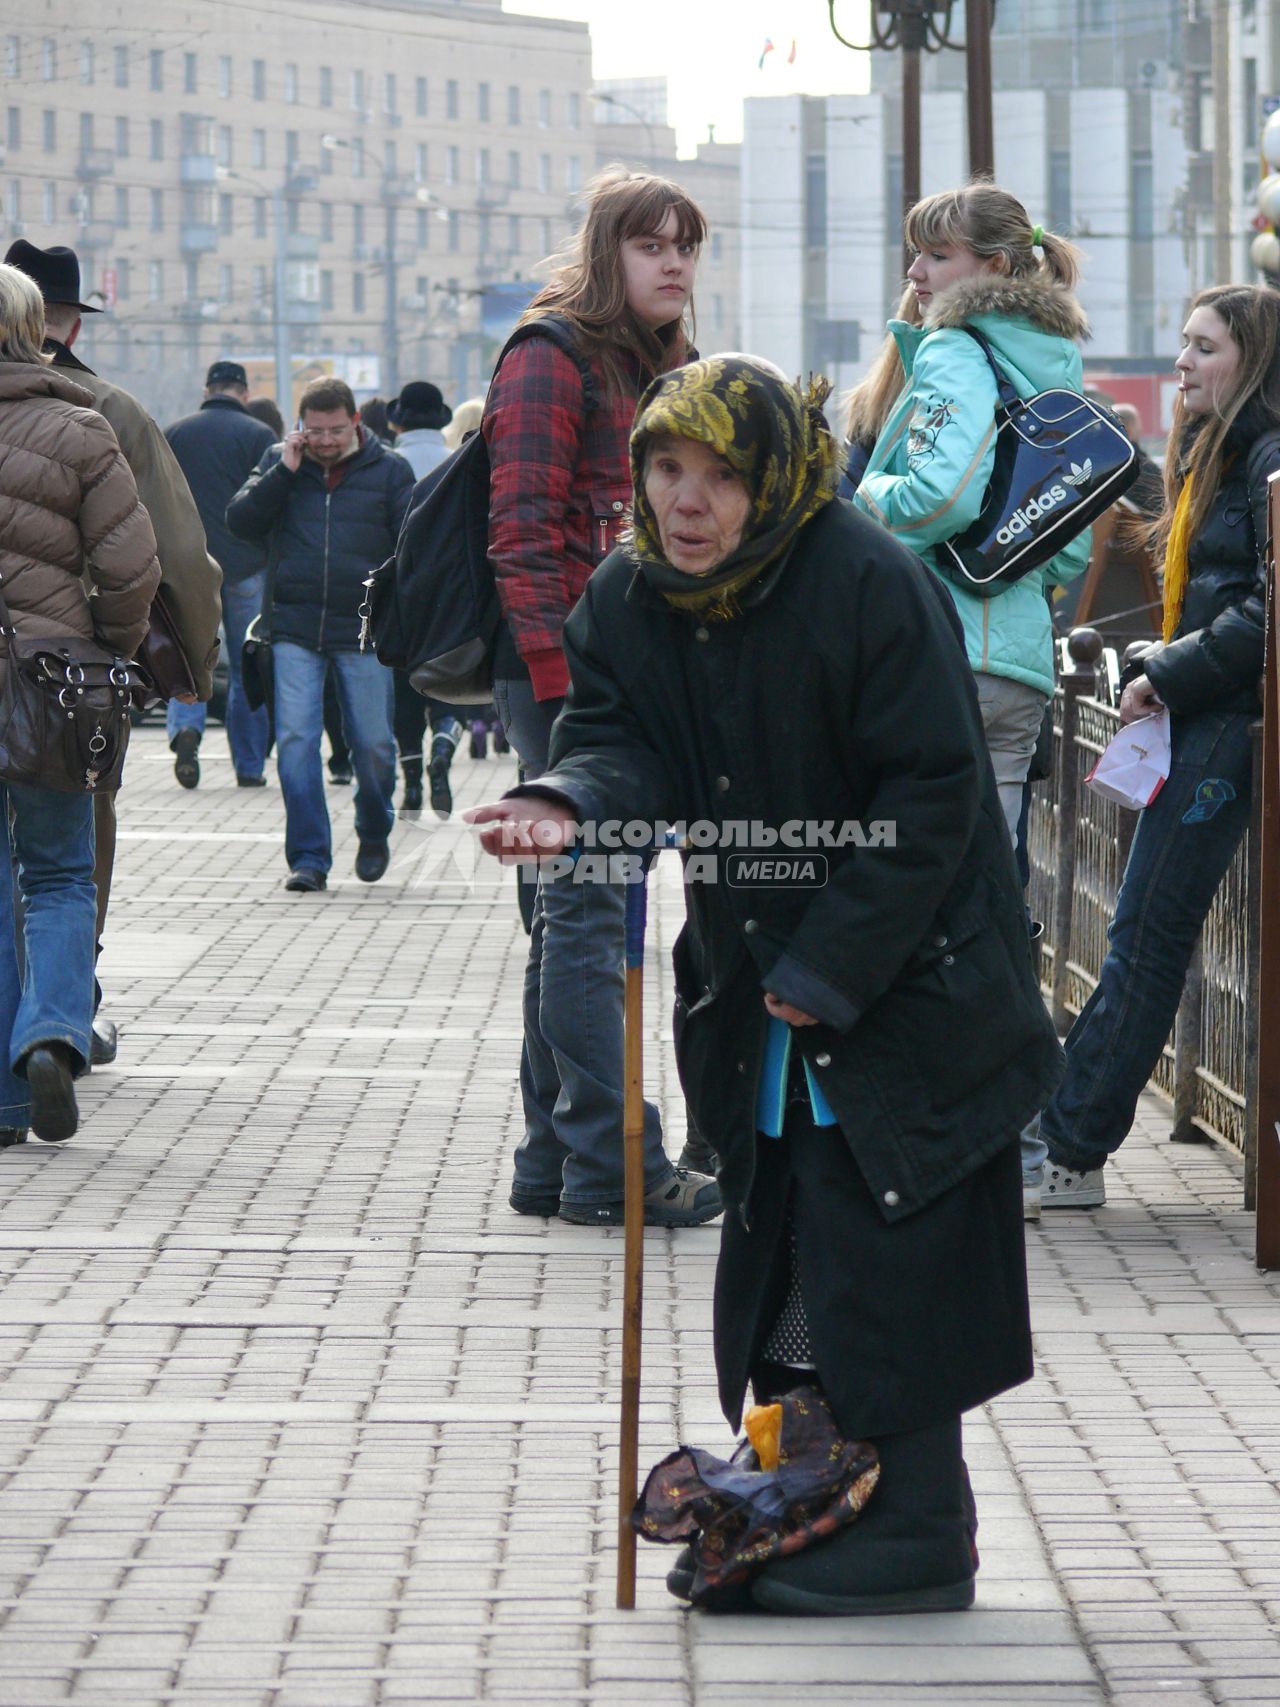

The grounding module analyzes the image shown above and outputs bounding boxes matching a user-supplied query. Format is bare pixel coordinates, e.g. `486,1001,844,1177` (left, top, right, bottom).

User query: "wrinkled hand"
764,991,818,1027
464,799,577,863
281,430,305,473
1119,674,1164,725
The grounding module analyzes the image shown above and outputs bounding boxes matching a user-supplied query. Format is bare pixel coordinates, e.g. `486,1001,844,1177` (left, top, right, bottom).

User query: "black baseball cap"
206,360,249,387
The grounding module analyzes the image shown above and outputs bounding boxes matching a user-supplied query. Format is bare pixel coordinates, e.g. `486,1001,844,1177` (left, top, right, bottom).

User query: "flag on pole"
787,39,797,64
758,37,775,70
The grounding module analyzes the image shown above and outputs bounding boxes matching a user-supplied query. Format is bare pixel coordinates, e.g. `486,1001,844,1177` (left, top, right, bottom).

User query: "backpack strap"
959,325,1022,412
491,313,600,415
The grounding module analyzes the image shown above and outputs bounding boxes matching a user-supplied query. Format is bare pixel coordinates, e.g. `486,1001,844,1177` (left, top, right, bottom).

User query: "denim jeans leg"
329,651,396,846
166,697,207,743
273,642,331,874
0,805,30,1125
3,782,95,1079
1041,710,1254,1171
495,676,666,1206
221,572,270,780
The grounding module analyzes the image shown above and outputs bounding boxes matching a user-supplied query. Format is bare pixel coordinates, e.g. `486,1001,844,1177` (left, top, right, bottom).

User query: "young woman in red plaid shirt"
484,167,722,1228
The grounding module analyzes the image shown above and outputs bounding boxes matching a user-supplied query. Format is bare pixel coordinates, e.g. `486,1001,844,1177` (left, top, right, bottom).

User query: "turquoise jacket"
854,274,1092,699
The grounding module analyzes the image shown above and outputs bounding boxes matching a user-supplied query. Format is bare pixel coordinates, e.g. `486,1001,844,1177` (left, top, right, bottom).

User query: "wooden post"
1244,720,1264,1210
1254,480,1280,1268
616,875,648,1607
1051,628,1102,1032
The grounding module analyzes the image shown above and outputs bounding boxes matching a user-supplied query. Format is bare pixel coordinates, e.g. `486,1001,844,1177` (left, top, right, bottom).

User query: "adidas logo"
1063,459,1092,488
995,482,1074,545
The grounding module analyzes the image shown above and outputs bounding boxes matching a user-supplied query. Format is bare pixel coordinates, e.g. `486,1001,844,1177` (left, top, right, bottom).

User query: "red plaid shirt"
483,335,644,702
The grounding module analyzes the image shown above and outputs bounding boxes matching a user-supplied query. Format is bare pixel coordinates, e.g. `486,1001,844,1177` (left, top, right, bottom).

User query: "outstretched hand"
463,798,578,863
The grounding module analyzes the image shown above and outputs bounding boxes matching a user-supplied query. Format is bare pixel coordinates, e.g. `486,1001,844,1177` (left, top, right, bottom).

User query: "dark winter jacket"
166,396,276,586
517,498,1064,1225
226,429,415,652
1144,408,1280,717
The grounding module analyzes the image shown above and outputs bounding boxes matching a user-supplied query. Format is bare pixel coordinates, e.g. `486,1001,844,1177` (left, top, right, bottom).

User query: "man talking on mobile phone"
227,376,415,893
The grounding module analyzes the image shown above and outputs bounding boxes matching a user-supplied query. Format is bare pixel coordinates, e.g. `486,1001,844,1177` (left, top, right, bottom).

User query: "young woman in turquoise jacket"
849,184,1092,1211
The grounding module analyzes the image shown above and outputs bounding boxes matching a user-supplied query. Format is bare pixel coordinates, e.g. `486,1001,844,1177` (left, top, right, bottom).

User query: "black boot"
428,730,458,818
401,756,424,814
750,1415,976,1616
469,719,488,760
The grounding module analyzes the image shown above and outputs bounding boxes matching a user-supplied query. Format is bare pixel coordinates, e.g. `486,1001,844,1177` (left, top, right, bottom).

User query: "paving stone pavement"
0,725,1278,1705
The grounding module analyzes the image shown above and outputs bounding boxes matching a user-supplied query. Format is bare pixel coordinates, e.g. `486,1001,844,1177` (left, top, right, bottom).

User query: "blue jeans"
167,571,271,780
273,642,395,874
493,676,670,1208
1041,709,1254,1173
0,784,96,1125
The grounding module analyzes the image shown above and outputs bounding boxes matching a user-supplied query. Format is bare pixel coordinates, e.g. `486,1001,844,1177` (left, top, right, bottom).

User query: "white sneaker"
1042,1163,1106,1209
1022,1182,1042,1221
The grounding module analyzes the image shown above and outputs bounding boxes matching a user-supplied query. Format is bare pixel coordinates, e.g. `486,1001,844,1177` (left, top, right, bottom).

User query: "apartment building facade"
0,0,597,419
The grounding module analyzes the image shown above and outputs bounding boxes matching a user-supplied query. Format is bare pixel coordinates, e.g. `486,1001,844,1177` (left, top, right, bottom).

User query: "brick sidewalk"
0,725,1277,1705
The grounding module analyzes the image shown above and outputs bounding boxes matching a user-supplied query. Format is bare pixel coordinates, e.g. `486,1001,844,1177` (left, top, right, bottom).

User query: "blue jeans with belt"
0,783,96,1126
493,676,671,1208
1041,709,1254,1173
167,571,270,781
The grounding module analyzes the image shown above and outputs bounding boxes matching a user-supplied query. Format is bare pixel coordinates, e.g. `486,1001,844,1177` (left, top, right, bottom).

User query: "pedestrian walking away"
468,354,1062,1615
848,185,1091,1217
5,238,222,1069
1039,284,1280,1209
482,167,719,1227
0,263,160,1147
165,360,277,788
226,375,413,892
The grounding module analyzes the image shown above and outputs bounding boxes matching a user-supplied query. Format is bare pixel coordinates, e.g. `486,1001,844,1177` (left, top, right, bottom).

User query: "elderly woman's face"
643,436,751,575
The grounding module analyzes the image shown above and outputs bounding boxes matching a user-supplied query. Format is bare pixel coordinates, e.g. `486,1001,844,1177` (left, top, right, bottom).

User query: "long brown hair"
1146,284,1280,558
846,181,1082,445
522,166,707,397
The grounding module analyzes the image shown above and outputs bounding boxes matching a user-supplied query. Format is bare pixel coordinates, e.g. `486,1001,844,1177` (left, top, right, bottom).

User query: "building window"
566,156,582,192
251,129,266,169
538,89,550,127
568,92,581,130
80,41,94,84
116,259,130,301
115,115,128,157
183,52,197,94
537,152,550,193
477,147,490,185
41,39,56,81
540,216,552,256
4,36,18,78
351,68,365,113
42,110,56,153
415,76,427,117
507,149,520,187
415,142,428,181
252,59,265,100
6,108,18,151
478,82,490,124
286,198,300,235
446,145,459,186
320,269,334,310
321,202,333,242
447,209,460,251
252,264,267,306
351,138,365,178
710,231,723,262
114,185,128,226
149,49,163,91
150,118,163,160
254,198,267,238
283,63,298,104
4,180,17,225
353,272,365,311
507,213,520,253
478,211,491,254
384,138,397,176
183,259,201,303
80,111,93,150
150,190,164,232
446,79,459,120
114,46,128,88
219,193,233,235
353,204,365,245
383,71,396,115
217,125,232,166
319,65,333,107
285,130,299,168
507,85,520,126
219,263,233,303
218,55,232,98
148,260,163,303
42,181,55,224
416,207,429,246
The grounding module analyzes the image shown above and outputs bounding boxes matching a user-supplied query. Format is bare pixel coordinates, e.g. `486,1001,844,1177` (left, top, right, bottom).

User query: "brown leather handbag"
0,582,142,794
136,585,197,704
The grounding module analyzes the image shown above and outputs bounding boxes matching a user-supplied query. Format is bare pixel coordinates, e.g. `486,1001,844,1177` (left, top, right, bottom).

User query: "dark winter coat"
1144,409,1280,717
226,430,415,652
166,396,276,586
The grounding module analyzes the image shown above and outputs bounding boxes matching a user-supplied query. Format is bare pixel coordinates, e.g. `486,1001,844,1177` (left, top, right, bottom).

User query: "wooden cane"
616,870,648,1609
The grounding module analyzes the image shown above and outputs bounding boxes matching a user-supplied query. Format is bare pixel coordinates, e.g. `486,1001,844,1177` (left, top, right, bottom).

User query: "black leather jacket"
1145,409,1280,717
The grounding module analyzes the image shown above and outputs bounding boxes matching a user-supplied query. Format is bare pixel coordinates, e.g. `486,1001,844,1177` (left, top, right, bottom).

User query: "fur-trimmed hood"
923,274,1089,344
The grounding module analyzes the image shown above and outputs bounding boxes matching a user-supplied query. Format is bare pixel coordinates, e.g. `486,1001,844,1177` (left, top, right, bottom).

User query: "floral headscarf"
629,354,843,619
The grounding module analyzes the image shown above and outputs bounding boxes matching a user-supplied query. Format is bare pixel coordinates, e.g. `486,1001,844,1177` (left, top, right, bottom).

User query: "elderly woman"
0,263,159,1148
468,356,1060,1615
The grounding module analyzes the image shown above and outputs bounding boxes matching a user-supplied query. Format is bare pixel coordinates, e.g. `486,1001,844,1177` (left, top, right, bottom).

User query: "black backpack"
937,326,1140,598
362,315,597,703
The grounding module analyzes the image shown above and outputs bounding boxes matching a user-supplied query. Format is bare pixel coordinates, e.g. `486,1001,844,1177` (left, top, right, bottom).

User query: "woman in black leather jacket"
1040,284,1280,1207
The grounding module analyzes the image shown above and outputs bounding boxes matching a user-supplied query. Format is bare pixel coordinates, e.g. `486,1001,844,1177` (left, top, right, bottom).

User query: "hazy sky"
506,0,871,156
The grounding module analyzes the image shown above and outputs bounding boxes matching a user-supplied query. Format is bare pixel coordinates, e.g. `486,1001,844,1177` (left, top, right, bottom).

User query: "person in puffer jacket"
850,183,1091,1213
1039,284,1280,1209
0,263,160,1149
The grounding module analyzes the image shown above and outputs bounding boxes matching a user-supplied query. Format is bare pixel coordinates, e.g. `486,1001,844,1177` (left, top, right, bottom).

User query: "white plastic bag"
1085,710,1171,810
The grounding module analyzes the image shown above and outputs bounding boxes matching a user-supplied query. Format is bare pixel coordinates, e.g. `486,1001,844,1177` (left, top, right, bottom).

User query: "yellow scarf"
1161,472,1196,643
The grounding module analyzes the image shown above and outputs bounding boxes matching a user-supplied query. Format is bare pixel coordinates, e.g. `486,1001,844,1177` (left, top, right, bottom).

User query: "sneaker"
509,1189,561,1218
25,1044,78,1143
284,868,327,893
428,749,453,818
328,763,353,786
172,728,200,789
354,840,391,883
491,722,510,756
0,1127,27,1149
677,1128,718,1175
1042,1163,1106,1209
469,720,488,760
559,1168,722,1229
1022,1181,1042,1222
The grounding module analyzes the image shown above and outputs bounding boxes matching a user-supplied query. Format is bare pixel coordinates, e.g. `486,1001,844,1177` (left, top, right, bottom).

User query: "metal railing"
1026,630,1261,1198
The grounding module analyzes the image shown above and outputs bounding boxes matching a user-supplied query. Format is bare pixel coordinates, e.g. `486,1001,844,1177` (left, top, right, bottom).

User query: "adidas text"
996,483,1072,545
